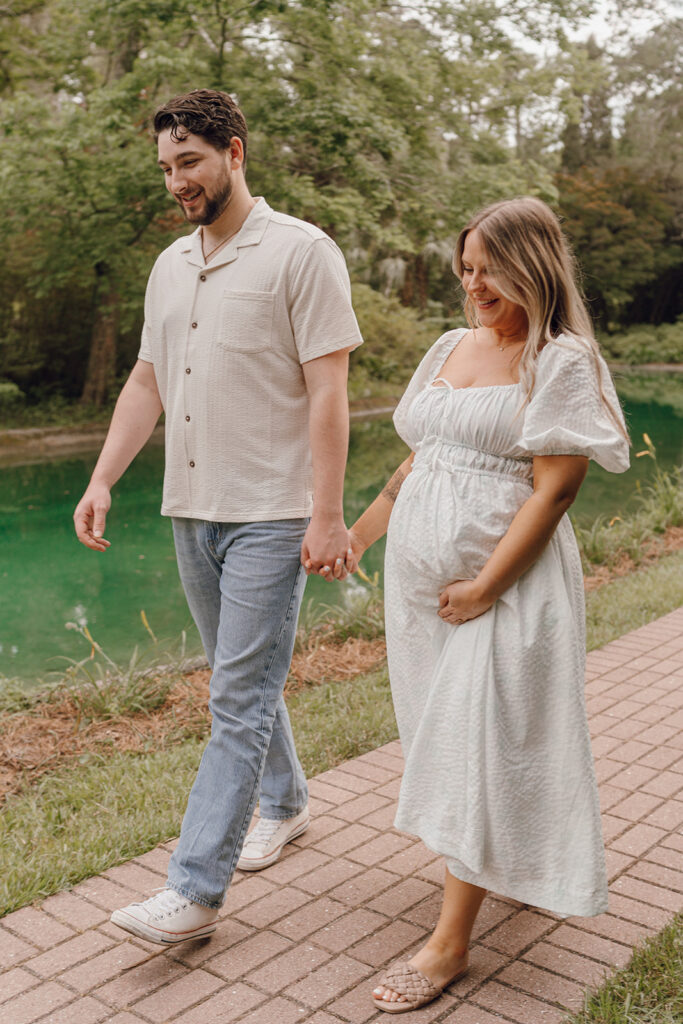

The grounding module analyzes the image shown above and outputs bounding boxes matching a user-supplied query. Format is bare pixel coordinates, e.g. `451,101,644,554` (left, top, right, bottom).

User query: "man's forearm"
91,364,163,488
308,384,349,518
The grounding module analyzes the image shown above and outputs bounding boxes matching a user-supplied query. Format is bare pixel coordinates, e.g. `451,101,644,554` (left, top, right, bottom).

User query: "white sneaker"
237,807,310,871
110,888,218,945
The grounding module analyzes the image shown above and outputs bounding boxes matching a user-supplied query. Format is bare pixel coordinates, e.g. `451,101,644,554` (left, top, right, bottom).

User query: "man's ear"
228,136,245,171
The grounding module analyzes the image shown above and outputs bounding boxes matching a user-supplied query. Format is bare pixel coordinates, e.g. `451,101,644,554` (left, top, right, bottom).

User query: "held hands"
438,578,494,625
302,514,352,581
302,519,366,582
73,482,112,552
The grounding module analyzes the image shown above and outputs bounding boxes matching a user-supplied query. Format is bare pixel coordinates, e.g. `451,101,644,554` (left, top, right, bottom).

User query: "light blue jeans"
167,517,309,908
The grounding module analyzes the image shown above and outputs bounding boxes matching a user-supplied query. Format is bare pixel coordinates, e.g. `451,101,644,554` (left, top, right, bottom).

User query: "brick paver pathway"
2,607,683,1024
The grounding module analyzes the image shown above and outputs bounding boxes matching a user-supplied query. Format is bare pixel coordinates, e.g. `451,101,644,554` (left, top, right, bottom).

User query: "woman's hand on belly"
438,579,494,625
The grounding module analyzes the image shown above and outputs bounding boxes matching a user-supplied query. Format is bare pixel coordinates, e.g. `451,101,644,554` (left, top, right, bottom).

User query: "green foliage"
1,0,646,405
557,165,679,328
296,581,385,649
600,320,683,366
55,621,182,722
574,447,683,569
0,381,25,412
557,18,683,328
348,284,443,400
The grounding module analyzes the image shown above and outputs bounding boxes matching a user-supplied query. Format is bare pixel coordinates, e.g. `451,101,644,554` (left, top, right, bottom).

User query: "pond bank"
1,362,680,466
0,397,401,467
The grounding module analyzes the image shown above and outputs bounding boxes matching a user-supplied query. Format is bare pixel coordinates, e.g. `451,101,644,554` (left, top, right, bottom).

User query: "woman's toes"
373,985,405,1003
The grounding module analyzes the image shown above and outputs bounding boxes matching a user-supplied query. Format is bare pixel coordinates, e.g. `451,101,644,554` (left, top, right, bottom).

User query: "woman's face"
460,229,527,338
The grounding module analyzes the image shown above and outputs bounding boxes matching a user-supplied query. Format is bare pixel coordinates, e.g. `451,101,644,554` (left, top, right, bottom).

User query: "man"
73,89,362,945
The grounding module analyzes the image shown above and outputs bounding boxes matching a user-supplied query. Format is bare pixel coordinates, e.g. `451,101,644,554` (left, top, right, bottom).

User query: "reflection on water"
1,379,681,684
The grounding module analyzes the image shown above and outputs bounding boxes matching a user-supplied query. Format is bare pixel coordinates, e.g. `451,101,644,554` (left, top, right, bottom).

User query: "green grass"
585,551,683,650
0,664,397,917
1,741,206,916
2,551,682,1024
563,913,683,1023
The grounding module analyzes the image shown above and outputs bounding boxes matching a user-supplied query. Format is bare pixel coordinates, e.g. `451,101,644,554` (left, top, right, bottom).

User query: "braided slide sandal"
372,960,461,1014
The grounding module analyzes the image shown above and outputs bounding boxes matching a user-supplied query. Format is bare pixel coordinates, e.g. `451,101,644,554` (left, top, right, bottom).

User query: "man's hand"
302,514,350,581
437,579,494,625
73,482,112,552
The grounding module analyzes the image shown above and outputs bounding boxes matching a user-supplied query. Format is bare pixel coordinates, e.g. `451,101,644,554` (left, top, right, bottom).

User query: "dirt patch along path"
583,524,683,591
3,525,682,807
0,635,388,804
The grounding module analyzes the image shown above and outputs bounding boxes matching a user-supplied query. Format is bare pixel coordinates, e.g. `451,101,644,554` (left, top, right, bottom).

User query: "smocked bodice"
409,383,534,484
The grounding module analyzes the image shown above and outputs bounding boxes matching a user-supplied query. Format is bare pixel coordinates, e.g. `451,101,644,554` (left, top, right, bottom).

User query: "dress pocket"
217,290,274,353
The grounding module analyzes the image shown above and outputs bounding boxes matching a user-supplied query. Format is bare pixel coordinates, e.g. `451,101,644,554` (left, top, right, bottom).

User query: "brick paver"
1,607,681,1022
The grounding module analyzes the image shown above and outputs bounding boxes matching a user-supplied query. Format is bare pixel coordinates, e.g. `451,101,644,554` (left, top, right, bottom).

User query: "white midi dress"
385,329,630,917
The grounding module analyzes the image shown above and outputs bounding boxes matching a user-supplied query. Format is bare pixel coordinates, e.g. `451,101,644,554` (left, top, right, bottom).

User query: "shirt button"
185,367,191,374
199,274,206,281
191,321,198,329
189,460,195,468
185,415,191,422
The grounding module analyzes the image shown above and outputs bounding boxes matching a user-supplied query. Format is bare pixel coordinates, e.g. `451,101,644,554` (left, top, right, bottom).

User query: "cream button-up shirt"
139,199,363,522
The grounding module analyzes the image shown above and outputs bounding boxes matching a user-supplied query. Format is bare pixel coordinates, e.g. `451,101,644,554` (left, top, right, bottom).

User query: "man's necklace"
202,227,240,262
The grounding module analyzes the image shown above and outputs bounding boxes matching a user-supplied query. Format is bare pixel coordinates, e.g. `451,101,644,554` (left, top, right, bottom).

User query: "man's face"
157,129,234,225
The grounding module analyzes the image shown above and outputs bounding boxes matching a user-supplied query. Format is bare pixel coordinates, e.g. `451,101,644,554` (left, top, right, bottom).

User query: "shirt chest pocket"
217,290,274,353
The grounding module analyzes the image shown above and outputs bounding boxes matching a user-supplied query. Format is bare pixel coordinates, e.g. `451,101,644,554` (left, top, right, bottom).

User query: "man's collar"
180,198,272,268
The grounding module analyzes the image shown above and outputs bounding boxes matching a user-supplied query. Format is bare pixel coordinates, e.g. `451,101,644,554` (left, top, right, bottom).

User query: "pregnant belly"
387,466,532,584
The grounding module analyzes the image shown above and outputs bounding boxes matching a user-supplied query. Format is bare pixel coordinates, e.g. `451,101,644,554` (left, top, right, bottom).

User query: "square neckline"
429,329,521,392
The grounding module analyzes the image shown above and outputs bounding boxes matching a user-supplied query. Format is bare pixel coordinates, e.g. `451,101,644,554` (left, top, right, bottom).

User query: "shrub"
599,318,683,365
0,380,25,413
349,284,448,400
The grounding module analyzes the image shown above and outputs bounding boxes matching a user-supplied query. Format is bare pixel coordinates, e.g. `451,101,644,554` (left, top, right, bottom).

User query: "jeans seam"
222,558,306,884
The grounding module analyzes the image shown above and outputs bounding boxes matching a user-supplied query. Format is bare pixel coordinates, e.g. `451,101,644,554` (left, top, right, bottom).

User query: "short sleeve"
393,329,467,448
290,238,363,363
520,337,630,473
138,320,153,363
137,256,159,364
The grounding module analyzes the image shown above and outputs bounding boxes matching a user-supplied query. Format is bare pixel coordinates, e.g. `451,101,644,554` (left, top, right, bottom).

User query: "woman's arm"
346,452,415,571
438,454,588,624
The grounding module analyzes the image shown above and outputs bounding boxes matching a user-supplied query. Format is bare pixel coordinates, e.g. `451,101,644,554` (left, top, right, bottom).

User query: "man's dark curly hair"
153,89,248,164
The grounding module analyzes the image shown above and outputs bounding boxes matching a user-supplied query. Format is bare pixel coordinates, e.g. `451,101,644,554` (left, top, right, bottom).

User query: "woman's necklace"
474,326,524,354
202,227,240,262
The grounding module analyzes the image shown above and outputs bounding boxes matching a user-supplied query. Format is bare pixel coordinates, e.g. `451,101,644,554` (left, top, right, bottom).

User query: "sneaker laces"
242,818,281,847
143,887,189,920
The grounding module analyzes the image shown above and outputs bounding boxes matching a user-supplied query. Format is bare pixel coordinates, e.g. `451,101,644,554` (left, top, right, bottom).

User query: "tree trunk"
81,269,119,408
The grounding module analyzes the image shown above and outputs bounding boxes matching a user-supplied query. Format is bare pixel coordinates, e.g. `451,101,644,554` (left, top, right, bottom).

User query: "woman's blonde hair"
453,196,627,435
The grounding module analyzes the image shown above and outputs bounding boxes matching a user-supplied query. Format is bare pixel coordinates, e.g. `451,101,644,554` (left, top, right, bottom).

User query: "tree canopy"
0,0,680,405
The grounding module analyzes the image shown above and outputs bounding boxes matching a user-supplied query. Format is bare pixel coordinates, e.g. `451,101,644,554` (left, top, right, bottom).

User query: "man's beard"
179,170,233,226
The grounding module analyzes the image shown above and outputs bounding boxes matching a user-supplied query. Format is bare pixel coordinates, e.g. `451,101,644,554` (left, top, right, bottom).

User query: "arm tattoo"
381,467,407,504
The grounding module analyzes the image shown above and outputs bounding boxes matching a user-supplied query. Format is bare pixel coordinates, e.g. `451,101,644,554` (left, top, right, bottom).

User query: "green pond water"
1,374,681,685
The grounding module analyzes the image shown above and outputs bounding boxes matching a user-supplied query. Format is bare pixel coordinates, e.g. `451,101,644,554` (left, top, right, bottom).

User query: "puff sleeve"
520,336,629,473
393,329,467,448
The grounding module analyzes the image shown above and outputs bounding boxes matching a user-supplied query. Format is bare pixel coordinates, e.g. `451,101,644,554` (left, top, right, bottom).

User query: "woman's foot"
372,941,468,1007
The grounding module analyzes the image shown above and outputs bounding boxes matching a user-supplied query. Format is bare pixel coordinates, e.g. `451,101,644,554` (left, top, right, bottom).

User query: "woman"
344,198,629,1013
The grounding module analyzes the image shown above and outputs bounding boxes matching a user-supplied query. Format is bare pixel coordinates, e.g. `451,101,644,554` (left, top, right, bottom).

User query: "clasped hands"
301,520,360,582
